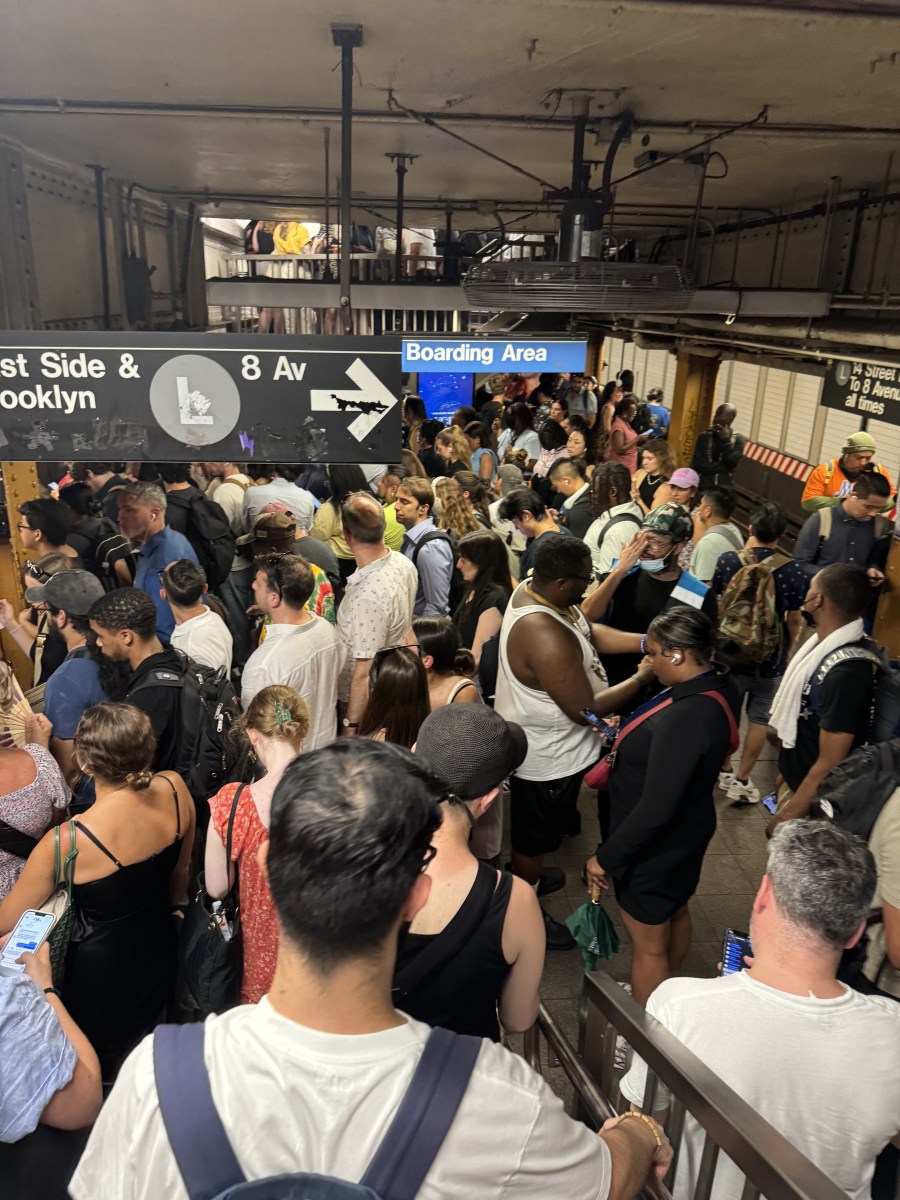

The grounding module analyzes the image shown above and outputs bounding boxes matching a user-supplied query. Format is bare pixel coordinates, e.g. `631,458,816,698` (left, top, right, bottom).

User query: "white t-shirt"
583,502,644,575
70,1001,611,1200
170,608,233,675
242,479,316,533
241,617,347,750
620,972,900,1200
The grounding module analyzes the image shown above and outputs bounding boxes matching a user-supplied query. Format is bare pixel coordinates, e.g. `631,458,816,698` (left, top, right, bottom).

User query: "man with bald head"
336,490,418,731
691,404,746,493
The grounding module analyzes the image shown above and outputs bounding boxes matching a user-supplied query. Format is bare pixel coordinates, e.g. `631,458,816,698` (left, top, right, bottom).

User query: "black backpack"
67,516,135,591
165,491,236,590
804,640,900,743
812,738,900,841
128,649,242,816
411,530,467,611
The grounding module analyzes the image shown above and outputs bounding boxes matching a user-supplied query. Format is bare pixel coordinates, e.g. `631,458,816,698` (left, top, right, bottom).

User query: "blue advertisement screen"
417,374,474,424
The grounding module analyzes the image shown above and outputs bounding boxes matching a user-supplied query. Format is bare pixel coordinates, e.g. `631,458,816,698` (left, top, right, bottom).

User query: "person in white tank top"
494,535,656,949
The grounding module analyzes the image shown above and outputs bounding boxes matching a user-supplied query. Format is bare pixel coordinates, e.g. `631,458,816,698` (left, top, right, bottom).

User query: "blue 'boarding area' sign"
402,338,587,373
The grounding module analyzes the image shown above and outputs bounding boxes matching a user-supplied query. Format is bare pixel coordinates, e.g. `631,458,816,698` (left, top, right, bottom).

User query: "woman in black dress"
585,608,739,1004
0,702,194,1080
452,530,512,669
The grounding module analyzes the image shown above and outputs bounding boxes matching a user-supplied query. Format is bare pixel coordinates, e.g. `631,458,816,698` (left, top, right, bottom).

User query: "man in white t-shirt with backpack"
621,820,900,1200
202,460,256,667
70,739,671,1200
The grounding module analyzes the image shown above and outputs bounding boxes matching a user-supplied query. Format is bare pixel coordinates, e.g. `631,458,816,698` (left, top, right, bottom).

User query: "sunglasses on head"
373,641,421,667
261,552,292,596
25,560,50,581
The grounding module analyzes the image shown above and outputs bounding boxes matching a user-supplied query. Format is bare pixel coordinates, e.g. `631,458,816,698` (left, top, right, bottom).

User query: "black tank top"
394,862,513,1041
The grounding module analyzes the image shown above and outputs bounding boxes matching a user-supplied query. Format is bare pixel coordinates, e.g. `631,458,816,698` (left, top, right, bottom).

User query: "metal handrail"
523,972,849,1200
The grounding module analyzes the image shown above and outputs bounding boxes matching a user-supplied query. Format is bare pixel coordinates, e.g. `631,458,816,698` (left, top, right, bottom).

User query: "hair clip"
274,700,292,727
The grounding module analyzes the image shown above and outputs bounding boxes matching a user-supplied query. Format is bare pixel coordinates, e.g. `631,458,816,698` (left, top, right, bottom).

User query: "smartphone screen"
721,929,753,976
761,791,778,815
0,909,56,972
581,710,618,739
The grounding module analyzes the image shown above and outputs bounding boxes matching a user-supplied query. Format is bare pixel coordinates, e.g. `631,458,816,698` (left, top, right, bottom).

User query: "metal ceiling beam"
613,0,900,16
1,99,899,140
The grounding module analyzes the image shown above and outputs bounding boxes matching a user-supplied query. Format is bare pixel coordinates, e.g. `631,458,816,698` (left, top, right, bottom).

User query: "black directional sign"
0,333,402,462
821,357,900,427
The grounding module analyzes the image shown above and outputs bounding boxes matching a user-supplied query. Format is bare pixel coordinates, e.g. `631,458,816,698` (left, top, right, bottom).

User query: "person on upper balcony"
691,404,746,493
801,430,895,513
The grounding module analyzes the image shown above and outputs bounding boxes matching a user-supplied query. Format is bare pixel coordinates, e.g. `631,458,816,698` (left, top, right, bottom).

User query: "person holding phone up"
0,938,101,1142
585,607,740,1005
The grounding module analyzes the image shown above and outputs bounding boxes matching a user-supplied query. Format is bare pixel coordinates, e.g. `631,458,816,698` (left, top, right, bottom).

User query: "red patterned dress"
209,782,279,1004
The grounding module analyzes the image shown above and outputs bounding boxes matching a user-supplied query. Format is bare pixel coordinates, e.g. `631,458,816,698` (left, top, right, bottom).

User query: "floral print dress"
0,744,70,899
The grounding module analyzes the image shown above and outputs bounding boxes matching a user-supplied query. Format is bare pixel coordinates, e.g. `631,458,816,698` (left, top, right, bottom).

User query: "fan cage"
463,260,696,313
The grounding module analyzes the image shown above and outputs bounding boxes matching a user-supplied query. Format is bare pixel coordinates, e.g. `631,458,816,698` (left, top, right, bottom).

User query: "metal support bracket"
332,24,364,333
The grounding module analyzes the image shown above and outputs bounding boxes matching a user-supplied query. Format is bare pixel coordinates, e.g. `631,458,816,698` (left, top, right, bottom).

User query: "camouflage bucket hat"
642,502,693,543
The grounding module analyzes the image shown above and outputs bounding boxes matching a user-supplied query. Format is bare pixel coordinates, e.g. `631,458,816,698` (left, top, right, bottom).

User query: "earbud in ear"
672,653,684,665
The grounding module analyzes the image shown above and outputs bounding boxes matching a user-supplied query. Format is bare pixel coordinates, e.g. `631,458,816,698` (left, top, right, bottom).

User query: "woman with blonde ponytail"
0,701,195,1079
206,685,308,1003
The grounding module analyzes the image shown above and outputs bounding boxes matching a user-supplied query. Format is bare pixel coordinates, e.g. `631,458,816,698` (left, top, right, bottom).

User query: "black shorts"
510,769,587,858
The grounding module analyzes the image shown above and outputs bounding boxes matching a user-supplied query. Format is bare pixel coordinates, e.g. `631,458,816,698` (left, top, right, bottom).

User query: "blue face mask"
639,556,668,573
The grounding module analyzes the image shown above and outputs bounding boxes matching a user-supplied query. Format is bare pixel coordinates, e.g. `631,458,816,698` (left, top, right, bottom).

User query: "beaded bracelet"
615,1110,663,1148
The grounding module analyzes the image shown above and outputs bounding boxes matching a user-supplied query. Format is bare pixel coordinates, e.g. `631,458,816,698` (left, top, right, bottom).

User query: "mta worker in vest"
801,430,894,512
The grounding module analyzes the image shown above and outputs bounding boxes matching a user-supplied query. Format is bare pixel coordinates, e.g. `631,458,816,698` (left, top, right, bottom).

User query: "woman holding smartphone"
0,702,195,1080
585,608,739,1005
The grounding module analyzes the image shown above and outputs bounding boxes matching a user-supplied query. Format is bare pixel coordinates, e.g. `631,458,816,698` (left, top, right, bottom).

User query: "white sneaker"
727,778,761,805
718,771,737,792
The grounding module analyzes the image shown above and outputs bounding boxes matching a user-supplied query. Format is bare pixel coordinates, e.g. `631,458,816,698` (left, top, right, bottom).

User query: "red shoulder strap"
612,688,738,755
611,697,673,751
699,689,740,754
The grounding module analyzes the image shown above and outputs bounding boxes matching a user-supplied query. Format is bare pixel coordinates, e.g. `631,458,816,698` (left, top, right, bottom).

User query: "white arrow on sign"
310,358,398,443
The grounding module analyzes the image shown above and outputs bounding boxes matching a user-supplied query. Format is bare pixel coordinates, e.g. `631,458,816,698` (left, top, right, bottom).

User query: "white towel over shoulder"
768,619,865,750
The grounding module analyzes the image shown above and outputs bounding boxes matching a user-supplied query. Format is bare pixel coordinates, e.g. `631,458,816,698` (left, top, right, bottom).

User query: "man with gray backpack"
70,740,670,1200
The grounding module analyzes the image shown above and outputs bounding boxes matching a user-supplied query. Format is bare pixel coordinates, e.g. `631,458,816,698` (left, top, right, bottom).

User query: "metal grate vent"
462,260,695,313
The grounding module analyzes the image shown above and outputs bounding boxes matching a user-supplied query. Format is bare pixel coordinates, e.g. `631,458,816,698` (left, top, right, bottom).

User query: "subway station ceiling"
1,0,900,231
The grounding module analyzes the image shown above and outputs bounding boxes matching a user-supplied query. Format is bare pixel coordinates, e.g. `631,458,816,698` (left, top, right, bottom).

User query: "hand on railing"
601,1111,673,1192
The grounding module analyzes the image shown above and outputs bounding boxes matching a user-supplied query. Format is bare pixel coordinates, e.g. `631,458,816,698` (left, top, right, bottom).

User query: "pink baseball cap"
669,468,700,489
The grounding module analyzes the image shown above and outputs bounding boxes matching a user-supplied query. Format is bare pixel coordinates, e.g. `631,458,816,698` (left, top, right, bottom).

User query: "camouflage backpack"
718,548,793,665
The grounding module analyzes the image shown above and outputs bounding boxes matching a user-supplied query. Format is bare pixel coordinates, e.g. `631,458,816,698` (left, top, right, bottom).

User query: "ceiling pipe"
2,99,899,140
630,312,900,351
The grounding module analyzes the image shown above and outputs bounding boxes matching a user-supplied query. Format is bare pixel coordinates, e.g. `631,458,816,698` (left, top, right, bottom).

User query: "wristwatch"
341,717,359,729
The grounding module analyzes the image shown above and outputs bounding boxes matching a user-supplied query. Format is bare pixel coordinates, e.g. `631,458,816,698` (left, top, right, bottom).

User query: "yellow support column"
587,330,604,381
874,534,900,657
0,460,40,686
667,350,720,468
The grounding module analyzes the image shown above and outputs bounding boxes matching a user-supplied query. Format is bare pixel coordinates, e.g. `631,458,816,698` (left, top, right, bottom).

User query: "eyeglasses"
565,574,594,587
421,844,437,873
24,559,50,581
16,523,32,533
